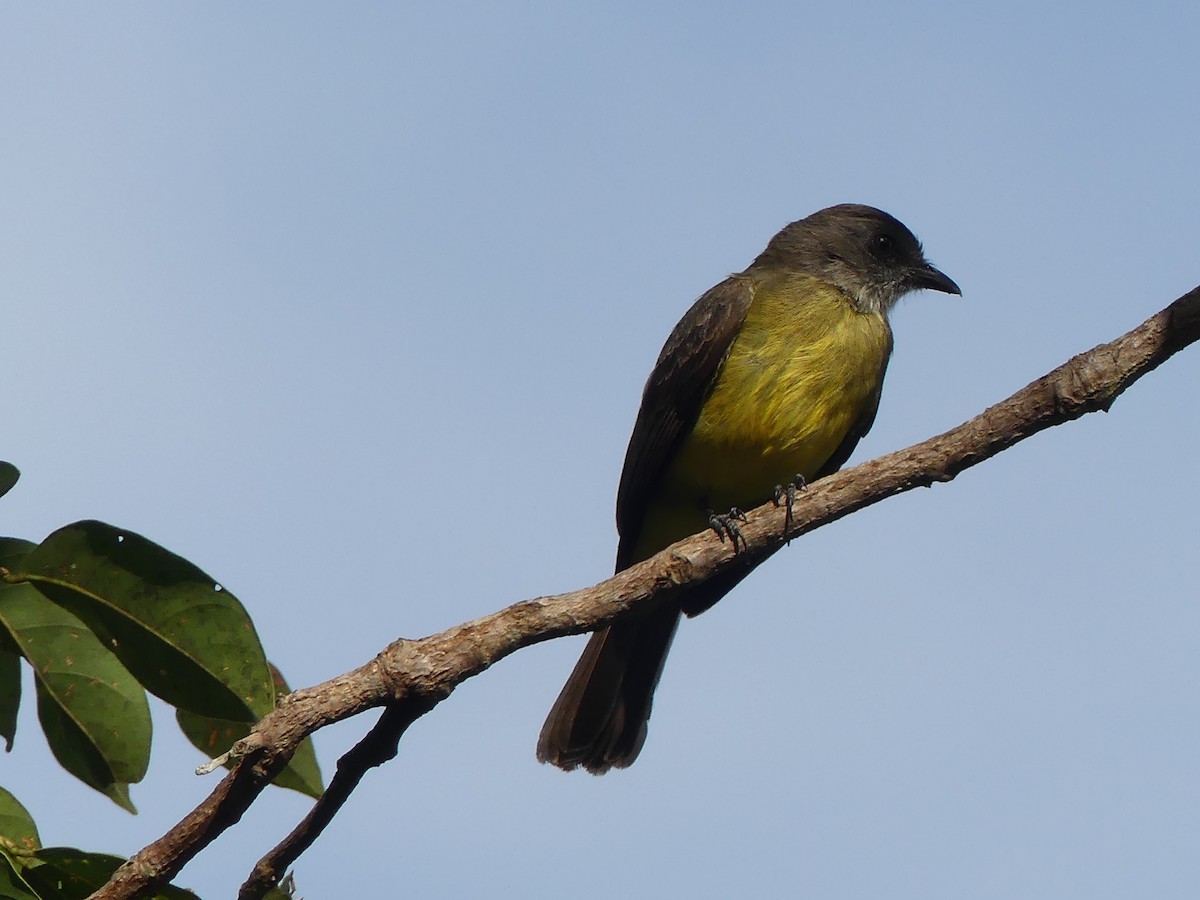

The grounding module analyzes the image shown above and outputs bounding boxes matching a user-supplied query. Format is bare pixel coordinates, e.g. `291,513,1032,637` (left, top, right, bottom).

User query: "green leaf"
263,875,298,899
23,848,201,899
0,850,38,900
3,538,150,805
36,681,139,813
0,540,34,754
0,464,18,501
0,560,150,809
0,787,40,851
15,521,273,721
177,664,323,799
0,649,18,752
270,738,323,799
0,538,37,591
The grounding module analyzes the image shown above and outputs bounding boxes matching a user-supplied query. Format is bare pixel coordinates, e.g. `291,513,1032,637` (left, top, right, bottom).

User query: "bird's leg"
772,473,808,540
708,507,749,553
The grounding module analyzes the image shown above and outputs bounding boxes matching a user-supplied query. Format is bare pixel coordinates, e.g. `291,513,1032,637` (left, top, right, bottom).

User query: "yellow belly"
635,274,891,559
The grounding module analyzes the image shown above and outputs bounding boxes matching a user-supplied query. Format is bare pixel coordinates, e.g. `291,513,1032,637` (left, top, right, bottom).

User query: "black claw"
772,474,808,540
708,508,749,553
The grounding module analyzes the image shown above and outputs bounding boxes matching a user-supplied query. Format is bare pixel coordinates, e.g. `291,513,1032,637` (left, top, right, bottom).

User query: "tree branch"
90,285,1200,899
237,702,433,899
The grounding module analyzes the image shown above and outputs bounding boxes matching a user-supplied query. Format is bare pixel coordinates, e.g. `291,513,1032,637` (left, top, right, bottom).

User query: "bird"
537,204,960,774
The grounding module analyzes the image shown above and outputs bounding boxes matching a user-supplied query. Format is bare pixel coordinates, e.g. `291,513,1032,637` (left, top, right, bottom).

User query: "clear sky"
3,3,1198,898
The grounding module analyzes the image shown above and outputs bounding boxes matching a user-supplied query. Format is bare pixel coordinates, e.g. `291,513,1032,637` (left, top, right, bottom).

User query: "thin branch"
89,285,1200,900
238,702,434,899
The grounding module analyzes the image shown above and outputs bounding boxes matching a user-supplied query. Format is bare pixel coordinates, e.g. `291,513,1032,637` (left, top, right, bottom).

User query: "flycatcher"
538,204,960,773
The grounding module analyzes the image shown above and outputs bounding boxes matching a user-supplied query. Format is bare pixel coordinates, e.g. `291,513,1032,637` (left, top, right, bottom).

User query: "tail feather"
537,606,681,774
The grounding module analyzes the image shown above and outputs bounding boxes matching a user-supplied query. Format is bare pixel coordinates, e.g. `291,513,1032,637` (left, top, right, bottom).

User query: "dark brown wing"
614,274,755,570
812,329,894,480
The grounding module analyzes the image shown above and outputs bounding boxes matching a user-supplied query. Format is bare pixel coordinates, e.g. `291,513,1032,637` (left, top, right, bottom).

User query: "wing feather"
614,275,755,569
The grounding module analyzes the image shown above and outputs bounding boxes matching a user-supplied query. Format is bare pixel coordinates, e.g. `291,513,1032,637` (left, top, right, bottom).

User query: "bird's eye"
871,233,896,257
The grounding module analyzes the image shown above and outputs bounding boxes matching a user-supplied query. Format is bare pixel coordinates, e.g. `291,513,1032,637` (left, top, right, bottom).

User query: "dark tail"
536,605,681,774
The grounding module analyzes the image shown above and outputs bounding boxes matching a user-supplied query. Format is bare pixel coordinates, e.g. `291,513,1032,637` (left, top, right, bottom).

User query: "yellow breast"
658,272,892,525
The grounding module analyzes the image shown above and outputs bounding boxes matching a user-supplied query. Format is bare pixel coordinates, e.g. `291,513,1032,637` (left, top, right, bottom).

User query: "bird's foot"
772,474,808,540
708,507,749,553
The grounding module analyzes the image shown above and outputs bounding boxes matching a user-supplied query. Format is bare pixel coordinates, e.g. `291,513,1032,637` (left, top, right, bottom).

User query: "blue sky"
2,4,1198,898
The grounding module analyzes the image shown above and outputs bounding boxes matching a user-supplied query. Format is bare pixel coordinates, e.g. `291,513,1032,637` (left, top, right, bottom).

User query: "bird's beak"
910,263,961,296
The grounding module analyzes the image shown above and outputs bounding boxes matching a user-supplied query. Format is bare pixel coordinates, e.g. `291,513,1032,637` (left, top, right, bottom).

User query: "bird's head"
753,204,961,314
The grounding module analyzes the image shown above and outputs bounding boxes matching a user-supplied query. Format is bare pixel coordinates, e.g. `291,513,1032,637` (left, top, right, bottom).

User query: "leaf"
23,848,201,899
0,464,17,501
0,540,34,753
0,649,18,752
15,521,273,721
35,681,140,813
268,742,322,799
0,851,38,900
0,537,36,592
0,553,150,808
263,875,298,899
0,787,40,851
2,538,151,805
177,663,323,799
